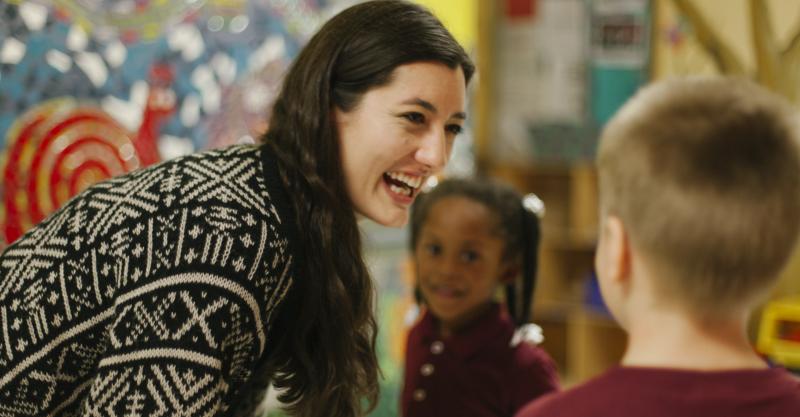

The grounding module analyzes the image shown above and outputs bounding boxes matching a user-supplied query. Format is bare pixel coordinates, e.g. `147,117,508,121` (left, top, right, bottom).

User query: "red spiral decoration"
1,99,145,245
0,64,174,248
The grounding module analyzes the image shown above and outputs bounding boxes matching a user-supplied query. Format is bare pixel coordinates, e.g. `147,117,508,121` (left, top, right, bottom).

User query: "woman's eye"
446,124,463,135
403,112,426,124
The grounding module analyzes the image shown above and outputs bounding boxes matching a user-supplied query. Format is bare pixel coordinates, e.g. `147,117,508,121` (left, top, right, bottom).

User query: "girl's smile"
415,196,515,336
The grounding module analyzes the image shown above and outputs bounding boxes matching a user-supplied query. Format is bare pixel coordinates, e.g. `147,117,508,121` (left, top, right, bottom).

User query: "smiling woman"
263,2,473,415
0,1,473,417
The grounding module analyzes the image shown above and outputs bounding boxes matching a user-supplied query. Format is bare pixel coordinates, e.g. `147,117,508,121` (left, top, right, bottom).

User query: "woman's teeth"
386,172,422,189
385,172,423,197
390,184,412,196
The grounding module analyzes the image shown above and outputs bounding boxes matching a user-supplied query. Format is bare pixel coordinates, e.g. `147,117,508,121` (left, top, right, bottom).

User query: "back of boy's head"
409,177,541,326
598,76,800,314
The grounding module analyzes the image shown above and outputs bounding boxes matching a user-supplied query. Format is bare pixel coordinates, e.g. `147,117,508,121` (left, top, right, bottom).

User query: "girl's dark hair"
260,1,474,416
409,178,541,327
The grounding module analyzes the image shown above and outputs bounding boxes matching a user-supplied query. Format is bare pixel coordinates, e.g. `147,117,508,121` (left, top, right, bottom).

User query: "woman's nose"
415,129,449,172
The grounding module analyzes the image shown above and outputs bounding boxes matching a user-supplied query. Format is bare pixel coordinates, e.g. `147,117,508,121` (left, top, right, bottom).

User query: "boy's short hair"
598,76,800,313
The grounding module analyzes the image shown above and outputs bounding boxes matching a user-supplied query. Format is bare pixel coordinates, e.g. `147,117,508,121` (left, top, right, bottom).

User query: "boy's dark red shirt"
401,303,559,417
515,366,800,417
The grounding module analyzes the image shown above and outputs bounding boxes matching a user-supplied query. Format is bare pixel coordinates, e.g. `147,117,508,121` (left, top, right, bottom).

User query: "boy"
516,77,800,417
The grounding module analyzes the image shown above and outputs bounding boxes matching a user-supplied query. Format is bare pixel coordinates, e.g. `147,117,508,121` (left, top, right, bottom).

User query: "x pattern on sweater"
0,145,294,417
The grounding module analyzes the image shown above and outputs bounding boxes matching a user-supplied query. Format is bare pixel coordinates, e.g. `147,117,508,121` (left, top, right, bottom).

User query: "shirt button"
413,389,426,402
420,363,434,376
430,341,444,354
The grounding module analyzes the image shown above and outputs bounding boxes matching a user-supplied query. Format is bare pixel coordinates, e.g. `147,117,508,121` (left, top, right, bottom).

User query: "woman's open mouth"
383,171,423,200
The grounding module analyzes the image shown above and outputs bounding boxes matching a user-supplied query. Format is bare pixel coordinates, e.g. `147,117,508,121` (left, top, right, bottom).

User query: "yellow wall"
653,0,800,78
413,0,478,49
653,0,800,297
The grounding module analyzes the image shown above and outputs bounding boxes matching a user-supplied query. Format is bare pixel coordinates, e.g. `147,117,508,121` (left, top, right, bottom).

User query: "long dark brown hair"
261,1,474,416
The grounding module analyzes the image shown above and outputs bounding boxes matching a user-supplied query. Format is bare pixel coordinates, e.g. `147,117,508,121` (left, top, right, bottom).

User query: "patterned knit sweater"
0,144,296,416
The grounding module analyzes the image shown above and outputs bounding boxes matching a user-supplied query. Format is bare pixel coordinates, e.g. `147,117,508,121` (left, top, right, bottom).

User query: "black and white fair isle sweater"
0,145,296,416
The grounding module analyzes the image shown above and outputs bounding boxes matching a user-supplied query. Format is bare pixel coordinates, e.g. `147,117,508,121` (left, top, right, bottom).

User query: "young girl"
401,178,560,417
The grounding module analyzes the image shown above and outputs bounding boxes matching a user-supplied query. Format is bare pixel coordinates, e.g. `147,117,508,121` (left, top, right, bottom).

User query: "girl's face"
334,61,467,227
415,196,514,336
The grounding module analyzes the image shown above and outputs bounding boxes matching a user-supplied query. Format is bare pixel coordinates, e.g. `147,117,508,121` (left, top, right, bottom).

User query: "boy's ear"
598,215,632,284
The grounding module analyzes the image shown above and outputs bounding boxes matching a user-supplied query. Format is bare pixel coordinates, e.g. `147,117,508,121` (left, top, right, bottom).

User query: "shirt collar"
418,302,515,361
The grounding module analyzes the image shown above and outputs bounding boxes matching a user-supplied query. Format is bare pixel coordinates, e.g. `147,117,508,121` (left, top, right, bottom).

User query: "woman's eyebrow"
401,97,466,120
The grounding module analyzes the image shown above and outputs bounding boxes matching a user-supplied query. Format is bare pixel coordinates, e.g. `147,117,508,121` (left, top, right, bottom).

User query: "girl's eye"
460,250,479,262
446,124,463,135
403,112,426,124
424,243,441,256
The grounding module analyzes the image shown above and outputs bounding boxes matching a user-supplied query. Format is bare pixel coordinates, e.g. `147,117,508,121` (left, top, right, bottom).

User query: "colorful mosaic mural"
0,0,329,249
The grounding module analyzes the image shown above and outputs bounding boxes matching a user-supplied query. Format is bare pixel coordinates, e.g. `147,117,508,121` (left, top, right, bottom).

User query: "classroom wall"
653,0,800,297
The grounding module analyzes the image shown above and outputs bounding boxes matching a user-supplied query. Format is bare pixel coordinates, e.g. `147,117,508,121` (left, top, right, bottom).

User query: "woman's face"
334,61,467,227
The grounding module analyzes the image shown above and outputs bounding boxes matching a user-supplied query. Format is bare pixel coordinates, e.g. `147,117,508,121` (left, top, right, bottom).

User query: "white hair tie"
522,193,545,219
510,323,544,347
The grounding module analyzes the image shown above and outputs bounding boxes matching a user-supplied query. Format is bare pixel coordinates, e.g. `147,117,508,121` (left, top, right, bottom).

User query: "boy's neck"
622,304,767,371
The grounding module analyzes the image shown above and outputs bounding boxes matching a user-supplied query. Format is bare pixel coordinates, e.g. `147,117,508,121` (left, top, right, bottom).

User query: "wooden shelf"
533,303,627,387
488,161,622,385
476,1,623,388
566,308,627,383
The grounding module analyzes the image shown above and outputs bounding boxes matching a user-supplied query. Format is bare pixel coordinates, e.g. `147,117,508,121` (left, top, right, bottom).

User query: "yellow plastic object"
757,298,800,368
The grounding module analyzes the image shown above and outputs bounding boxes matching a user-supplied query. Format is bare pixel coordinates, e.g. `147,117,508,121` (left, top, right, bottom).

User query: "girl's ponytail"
506,194,545,327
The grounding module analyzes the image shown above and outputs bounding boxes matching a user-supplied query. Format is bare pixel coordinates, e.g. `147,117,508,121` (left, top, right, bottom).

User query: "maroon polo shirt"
515,366,800,417
401,303,560,417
